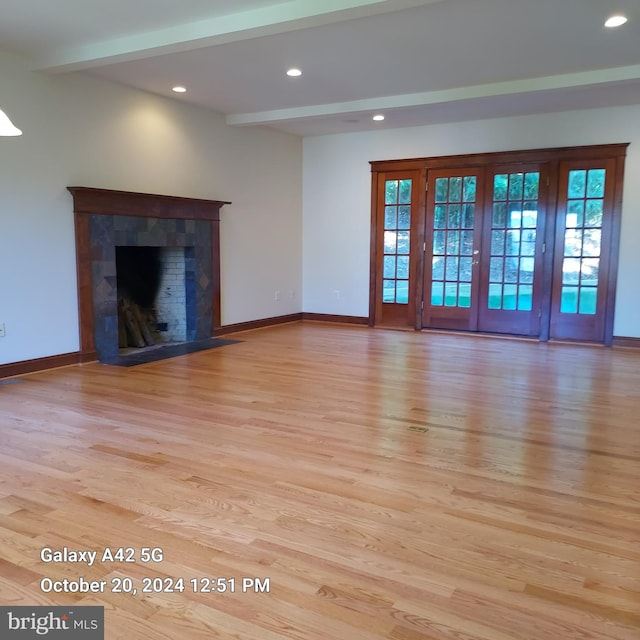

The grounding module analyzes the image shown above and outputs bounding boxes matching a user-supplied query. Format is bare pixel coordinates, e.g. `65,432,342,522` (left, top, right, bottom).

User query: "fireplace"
115,246,194,346
69,187,230,362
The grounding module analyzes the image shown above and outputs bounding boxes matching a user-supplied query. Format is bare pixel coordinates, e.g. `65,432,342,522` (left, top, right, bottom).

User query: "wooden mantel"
67,186,230,221
68,187,230,361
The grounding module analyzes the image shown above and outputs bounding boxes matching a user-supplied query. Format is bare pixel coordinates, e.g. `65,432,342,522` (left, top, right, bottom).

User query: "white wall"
0,50,302,365
303,107,640,337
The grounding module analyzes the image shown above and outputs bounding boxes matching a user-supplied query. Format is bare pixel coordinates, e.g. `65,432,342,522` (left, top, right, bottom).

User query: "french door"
549,159,618,341
373,170,423,326
423,164,548,336
370,144,627,344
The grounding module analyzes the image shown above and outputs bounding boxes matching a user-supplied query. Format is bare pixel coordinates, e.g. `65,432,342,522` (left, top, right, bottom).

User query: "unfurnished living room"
0,1,639,639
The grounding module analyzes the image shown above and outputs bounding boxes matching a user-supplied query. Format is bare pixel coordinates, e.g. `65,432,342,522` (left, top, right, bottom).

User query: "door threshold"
420,328,539,342
374,324,416,332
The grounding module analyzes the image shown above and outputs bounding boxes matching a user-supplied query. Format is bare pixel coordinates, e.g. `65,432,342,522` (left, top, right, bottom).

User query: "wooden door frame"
369,168,427,328
421,167,486,332
370,143,628,343
549,158,620,343
476,162,550,337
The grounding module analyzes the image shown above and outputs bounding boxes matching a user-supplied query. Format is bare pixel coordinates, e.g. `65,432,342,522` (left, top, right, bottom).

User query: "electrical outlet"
0,323,5,338
290,290,295,299
333,289,340,300
274,290,281,301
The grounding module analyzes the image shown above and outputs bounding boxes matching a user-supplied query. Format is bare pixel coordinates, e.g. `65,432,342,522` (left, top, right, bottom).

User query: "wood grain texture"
301,313,368,325
0,323,639,640
369,143,630,172
370,143,628,344
214,314,302,336
67,187,230,220
613,336,640,349
0,352,93,379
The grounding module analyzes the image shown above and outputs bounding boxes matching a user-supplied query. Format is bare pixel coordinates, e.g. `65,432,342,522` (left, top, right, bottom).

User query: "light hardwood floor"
1,322,639,639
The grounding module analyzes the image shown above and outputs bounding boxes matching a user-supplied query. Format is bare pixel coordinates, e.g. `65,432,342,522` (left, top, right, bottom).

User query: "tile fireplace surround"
68,187,230,362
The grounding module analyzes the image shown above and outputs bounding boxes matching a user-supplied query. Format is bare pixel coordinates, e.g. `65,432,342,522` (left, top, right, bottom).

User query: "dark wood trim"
422,166,488,332
612,336,640,349
302,313,368,325
413,169,428,330
68,187,230,359
372,170,422,329
368,171,379,327
214,314,303,336
549,158,617,343
74,212,95,355
539,160,560,342
79,350,99,363
370,143,630,173
603,154,626,347
215,314,370,336
211,219,222,332
0,351,95,380
371,143,629,344
67,187,230,221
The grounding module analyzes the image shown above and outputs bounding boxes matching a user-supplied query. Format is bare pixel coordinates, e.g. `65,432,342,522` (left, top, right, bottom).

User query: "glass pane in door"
383,179,411,304
431,176,476,308
560,169,604,315
487,172,539,311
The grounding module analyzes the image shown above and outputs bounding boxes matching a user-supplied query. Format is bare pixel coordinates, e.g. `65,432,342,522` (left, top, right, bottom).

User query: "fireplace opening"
115,246,189,351
116,246,162,308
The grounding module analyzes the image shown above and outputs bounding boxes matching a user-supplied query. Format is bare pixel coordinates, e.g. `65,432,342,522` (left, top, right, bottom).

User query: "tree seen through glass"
383,179,411,304
561,169,605,315
431,176,476,308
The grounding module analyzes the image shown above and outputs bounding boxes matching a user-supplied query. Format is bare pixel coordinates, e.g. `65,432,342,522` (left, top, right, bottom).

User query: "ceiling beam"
225,65,640,126
35,0,444,73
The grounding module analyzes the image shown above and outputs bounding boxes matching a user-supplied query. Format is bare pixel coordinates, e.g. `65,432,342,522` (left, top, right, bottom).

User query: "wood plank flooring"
0,322,639,639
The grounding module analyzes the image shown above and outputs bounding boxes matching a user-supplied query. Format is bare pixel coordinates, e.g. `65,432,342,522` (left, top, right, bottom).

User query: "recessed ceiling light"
605,15,628,27
172,86,187,93
286,68,302,77
372,114,385,121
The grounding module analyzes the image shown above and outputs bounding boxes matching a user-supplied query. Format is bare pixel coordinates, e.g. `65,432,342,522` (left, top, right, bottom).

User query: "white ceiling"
2,0,640,137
